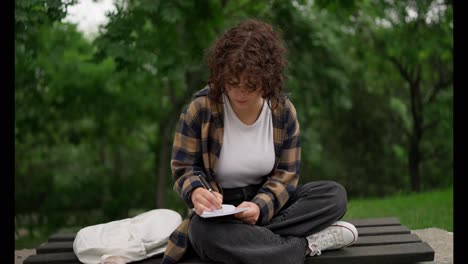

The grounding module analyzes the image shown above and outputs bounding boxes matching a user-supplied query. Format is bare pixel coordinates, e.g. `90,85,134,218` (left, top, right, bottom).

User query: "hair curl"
205,19,287,109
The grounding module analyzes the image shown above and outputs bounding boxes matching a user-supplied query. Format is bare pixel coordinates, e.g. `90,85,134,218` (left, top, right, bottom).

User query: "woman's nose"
239,89,248,95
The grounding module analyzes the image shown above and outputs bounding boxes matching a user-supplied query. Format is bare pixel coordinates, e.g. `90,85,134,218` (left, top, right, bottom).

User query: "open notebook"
197,204,248,218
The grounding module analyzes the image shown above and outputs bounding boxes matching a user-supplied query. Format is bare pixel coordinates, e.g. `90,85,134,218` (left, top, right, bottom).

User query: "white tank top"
215,93,275,188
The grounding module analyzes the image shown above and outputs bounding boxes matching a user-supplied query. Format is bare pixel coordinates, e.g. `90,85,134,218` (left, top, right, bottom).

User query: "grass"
342,186,453,232
15,234,49,250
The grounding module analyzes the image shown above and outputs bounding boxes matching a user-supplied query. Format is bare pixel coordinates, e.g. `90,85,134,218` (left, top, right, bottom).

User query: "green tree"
92,0,273,209
15,0,453,249
352,0,453,191
15,0,78,235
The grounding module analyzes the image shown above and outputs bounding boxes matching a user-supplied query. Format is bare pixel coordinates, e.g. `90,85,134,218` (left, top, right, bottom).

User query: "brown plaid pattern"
162,87,301,263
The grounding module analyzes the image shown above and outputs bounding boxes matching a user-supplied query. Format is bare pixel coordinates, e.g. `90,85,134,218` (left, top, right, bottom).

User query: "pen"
198,175,223,210
198,174,213,192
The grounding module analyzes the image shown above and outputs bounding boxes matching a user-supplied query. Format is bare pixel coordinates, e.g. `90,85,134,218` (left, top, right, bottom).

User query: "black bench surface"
24,217,435,264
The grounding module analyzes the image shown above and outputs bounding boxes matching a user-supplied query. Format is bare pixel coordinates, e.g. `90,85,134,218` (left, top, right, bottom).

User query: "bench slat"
48,220,409,242
26,241,434,264
23,252,81,264
48,233,76,242
38,233,423,255
351,234,421,247
24,253,166,264
174,242,436,264
46,217,406,243
25,242,435,264
304,242,434,264
37,241,74,254
357,225,410,236
24,217,433,264
346,217,401,227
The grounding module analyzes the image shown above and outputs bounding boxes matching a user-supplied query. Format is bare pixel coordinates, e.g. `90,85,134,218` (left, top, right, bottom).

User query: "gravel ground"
15,249,36,264
15,228,453,264
412,228,453,264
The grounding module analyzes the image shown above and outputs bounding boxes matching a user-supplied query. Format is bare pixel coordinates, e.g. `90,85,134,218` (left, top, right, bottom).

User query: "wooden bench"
23,217,435,264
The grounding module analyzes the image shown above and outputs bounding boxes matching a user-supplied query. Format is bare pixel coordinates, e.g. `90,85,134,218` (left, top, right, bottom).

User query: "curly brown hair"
205,19,287,109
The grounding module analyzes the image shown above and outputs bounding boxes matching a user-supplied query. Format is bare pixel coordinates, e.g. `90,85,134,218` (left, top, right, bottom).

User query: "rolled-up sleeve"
171,98,207,208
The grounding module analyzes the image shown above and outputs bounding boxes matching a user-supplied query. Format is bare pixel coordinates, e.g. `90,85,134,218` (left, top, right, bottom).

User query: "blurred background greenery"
15,0,453,249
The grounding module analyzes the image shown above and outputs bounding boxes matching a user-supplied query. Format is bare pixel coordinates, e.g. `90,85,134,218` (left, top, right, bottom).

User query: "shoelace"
307,228,345,256
308,243,322,256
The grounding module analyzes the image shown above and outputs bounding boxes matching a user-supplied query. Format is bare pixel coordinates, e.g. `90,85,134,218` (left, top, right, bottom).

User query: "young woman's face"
225,74,263,111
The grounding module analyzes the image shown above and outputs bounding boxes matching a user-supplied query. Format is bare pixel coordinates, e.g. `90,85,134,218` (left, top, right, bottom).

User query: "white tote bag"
73,209,182,264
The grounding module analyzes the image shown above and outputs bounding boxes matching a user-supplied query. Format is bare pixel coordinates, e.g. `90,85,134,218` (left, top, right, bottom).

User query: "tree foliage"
15,0,453,248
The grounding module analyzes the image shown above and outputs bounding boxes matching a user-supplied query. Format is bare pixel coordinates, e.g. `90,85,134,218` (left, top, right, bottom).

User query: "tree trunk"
154,69,205,208
408,133,421,192
113,146,124,216
155,151,167,208
408,78,423,192
155,124,174,208
387,55,425,193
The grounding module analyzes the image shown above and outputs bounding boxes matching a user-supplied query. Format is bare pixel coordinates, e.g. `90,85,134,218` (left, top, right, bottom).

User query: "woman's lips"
235,100,248,104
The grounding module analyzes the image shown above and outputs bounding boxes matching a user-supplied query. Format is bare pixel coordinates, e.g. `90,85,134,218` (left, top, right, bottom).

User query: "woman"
162,19,358,264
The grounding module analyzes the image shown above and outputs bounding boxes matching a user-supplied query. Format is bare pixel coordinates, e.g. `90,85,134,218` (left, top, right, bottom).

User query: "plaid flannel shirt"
162,87,301,264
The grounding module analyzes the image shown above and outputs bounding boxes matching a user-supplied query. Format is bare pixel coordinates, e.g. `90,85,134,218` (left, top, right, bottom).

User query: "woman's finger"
213,192,223,205
196,196,216,211
193,204,210,215
234,201,259,224
205,192,222,209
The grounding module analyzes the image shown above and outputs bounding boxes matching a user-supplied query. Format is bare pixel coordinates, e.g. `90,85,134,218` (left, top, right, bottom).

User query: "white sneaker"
306,221,358,256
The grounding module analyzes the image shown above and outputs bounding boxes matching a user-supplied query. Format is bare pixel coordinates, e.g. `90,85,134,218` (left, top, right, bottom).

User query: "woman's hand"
234,201,260,225
191,187,223,215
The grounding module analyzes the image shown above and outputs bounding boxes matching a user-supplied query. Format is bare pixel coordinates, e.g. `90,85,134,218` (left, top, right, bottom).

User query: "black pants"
188,181,348,264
